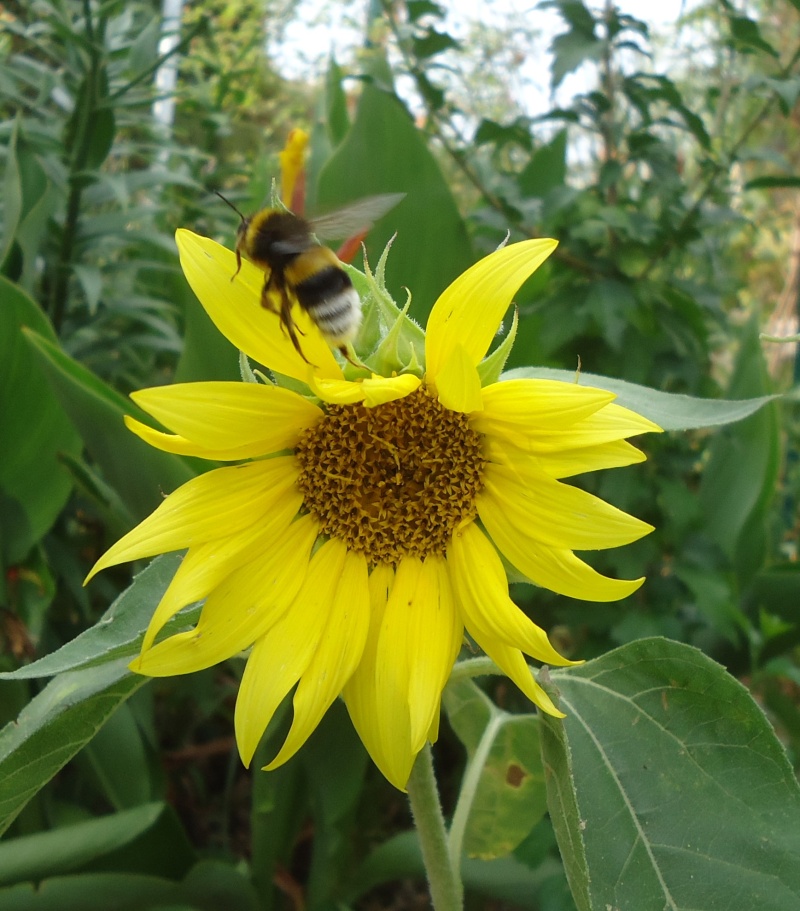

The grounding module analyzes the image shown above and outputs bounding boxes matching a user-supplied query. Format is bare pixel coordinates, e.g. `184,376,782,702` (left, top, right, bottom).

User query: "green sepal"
345,239,426,377
477,307,519,387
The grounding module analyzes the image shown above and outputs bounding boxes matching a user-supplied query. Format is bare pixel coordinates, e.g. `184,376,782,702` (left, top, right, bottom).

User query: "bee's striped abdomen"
295,266,361,343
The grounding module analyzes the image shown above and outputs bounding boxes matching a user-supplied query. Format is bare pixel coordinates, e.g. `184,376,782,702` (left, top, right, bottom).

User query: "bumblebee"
216,192,404,362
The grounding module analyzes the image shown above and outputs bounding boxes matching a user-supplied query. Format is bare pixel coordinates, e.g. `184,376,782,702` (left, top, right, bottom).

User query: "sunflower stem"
407,744,463,911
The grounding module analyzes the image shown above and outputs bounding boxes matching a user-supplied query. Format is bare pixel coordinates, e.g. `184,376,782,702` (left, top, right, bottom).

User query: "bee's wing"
310,193,405,240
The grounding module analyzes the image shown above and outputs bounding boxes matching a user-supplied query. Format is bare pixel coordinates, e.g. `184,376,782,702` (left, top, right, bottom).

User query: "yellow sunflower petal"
486,400,661,453
138,500,301,655
138,543,229,654
432,344,484,414
124,418,264,461
265,546,370,770
475,637,564,717
474,379,616,433
175,229,342,383
478,490,645,601
448,522,578,667
310,372,421,407
406,557,462,750
535,439,646,478
130,382,321,456
482,451,654,550
86,457,299,581
234,538,346,766
343,564,400,786
138,496,310,653
425,239,557,380
133,515,318,676
376,557,462,775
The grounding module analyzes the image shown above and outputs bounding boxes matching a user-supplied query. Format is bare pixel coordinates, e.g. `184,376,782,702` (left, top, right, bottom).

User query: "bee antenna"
214,190,246,222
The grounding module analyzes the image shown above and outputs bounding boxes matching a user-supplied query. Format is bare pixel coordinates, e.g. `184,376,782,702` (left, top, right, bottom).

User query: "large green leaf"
0,554,186,679
0,279,81,565
0,803,193,886
444,678,547,860
540,638,800,911
504,366,776,430
0,557,185,834
82,701,153,810
0,860,261,911
0,661,144,837
24,330,195,523
317,81,474,322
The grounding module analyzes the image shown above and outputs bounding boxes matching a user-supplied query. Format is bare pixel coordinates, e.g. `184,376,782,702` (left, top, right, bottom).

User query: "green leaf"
759,76,800,113
0,554,186,679
503,366,777,431
751,565,800,626
584,279,636,350
13,149,59,289
543,1,601,89
729,14,779,57
0,803,193,886
540,638,800,911
64,68,115,172
0,556,197,833
0,279,82,565
444,679,547,860
474,117,532,152
24,330,196,523
0,860,261,911
518,129,568,198
84,107,116,171
82,702,152,810
317,82,474,322
406,0,445,21
1,118,23,271
550,29,603,89
412,28,460,59
0,661,144,836
0,873,181,911
699,320,780,570
746,174,800,190
325,58,350,146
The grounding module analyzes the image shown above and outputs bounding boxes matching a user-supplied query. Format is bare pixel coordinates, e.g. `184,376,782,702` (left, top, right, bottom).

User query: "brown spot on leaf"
506,763,527,787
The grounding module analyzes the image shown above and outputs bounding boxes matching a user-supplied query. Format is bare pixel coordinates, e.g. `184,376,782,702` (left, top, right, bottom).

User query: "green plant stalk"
406,744,463,911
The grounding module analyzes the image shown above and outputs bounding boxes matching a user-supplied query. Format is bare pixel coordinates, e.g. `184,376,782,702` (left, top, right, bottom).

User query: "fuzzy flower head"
87,225,659,790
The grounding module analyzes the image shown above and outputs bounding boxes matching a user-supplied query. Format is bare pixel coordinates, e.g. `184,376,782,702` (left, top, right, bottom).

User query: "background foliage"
1,0,800,908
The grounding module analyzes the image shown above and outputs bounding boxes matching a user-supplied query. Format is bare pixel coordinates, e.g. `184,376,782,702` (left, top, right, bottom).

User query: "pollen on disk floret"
295,387,485,565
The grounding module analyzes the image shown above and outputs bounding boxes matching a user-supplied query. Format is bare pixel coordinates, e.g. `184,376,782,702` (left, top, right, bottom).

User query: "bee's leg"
338,344,367,368
231,249,242,281
260,275,280,314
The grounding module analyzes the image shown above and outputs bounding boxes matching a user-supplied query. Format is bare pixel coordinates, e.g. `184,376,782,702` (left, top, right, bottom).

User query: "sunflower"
86,230,659,790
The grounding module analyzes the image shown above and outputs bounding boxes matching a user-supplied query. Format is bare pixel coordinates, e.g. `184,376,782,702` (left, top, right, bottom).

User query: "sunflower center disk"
295,387,486,566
